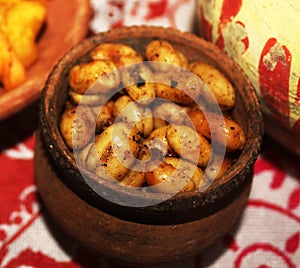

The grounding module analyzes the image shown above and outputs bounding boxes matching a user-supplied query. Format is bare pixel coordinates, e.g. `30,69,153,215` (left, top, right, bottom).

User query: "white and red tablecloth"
0,1,299,267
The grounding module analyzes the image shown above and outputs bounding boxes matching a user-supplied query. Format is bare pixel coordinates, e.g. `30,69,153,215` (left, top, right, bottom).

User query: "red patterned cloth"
0,1,299,267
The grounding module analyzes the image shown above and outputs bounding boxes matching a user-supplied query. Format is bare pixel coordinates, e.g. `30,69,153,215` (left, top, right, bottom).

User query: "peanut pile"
60,40,246,193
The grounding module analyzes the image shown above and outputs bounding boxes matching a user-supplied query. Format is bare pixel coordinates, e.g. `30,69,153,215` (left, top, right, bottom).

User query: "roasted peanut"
189,61,235,110
153,117,167,129
188,110,246,151
91,43,143,67
83,143,99,173
93,100,115,132
120,168,145,187
205,156,233,181
176,51,189,69
166,125,207,165
69,90,108,106
77,142,93,167
164,157,203,190
113,95,153,137
146,40,188,71
92,122,141,181
145,157,203,193
144,125,172,155
60,106,95,150
153,101,190,125
166,125,211,167
153,71,203,105
122,63,156,105
69,60,120,94
136,141,166,173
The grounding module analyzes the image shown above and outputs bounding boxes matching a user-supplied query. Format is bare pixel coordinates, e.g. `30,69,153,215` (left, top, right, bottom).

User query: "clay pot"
34,26,263,264
196,0,300,156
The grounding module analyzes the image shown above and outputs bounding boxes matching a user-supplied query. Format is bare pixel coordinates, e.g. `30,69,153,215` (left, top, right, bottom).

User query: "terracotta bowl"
34,26,263,264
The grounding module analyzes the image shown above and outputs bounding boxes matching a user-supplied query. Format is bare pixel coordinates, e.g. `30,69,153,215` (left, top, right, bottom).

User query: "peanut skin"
146,40,188,71
60,106,95,150
189,61,235,111
188,110,246,151
69,60,120,94
145,157,203,193
91,43,143,67
93,122,141,181
167,125,211,167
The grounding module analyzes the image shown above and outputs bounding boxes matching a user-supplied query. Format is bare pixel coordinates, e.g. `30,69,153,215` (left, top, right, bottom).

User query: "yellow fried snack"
0,0,47,91
1,0,47,67
0,29,26,90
